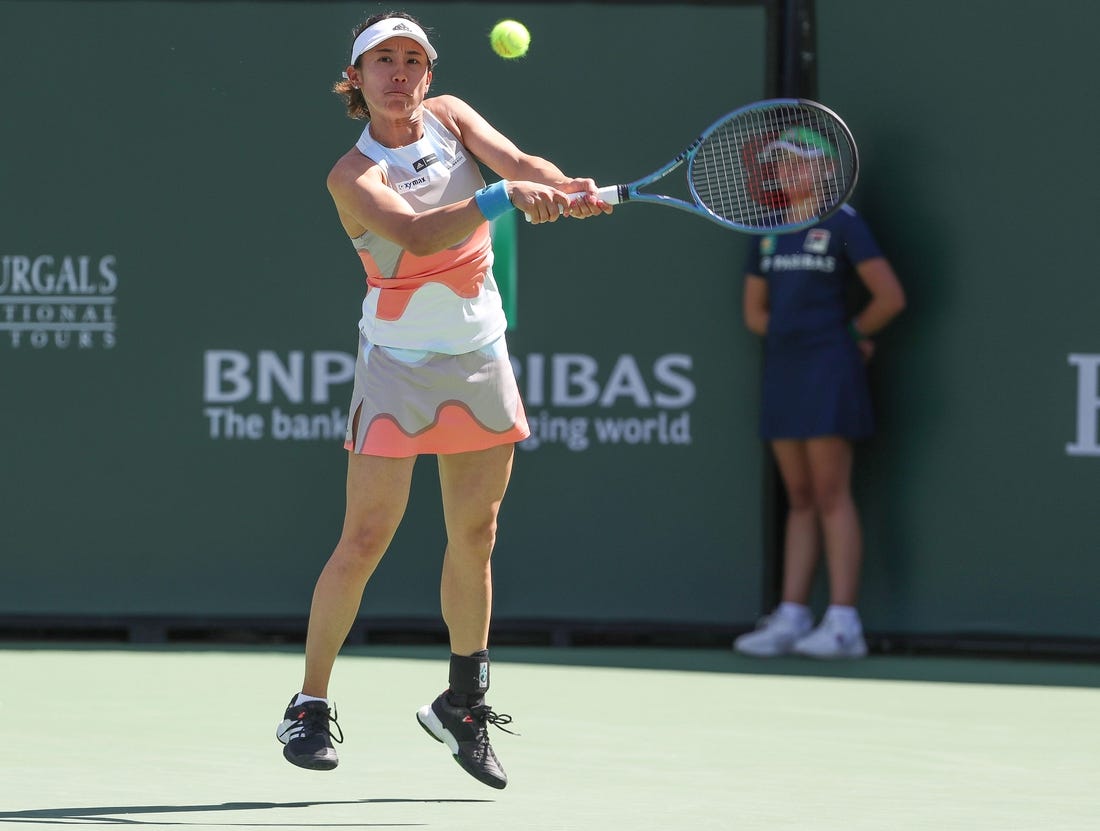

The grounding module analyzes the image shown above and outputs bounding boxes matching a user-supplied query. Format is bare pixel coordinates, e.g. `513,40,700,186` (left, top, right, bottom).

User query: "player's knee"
331,526,391,574
449,518,498,559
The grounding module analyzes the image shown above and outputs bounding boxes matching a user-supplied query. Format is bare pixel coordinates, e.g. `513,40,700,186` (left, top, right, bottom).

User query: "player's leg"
277,451,417,769
437,442,515,655
416,442,515,789
304,451,417,692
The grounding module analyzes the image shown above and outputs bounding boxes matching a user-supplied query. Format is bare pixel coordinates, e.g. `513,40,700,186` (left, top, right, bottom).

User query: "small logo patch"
804,228,831,254
413,153,438,172
395,175,428,193
478,662,489,688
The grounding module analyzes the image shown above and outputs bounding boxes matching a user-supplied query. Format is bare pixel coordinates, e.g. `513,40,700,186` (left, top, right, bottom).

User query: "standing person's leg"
793,436,867,658
277,452,416,770
416,442,516,789
734,440,817,656
772,439,820,605
805,436,860,607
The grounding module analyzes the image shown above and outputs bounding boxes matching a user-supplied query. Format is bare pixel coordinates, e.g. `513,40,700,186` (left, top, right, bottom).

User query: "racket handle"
522,185,624,223
589,185,624,205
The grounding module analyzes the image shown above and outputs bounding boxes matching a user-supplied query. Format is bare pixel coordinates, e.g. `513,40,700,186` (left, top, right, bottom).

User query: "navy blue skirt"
760,338,874,440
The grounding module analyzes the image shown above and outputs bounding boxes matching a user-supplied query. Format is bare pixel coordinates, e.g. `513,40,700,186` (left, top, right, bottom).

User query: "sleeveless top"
351,107,506,354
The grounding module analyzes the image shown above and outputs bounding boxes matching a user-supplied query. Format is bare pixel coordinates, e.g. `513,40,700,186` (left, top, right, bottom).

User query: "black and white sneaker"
276,696,343,770
416,691,515,789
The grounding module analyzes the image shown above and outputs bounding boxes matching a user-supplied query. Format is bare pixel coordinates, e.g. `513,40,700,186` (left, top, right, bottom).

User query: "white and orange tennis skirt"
344,334,531,457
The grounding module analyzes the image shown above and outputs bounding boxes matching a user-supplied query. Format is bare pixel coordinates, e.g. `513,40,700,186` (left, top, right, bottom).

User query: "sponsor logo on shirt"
395,175,428,193
760,254,837,273
395,151,466,192
803,229,831,254
760,235,776,256
413,153,438,172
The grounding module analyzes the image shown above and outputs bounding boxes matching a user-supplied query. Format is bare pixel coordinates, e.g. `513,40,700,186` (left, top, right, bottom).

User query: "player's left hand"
561,178,613,219
510,181,570,223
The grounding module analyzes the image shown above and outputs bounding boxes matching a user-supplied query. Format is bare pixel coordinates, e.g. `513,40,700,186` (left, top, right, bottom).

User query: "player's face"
352,37,432,116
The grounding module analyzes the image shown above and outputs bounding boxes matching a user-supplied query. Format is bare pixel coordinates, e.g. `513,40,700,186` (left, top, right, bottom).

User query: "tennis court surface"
2,643,1098,830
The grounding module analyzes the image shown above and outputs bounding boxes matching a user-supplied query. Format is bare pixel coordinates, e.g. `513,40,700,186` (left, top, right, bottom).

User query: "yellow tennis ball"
490,20,530,59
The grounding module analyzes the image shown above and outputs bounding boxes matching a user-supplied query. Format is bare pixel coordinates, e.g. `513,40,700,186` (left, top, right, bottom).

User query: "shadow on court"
0,798,490,826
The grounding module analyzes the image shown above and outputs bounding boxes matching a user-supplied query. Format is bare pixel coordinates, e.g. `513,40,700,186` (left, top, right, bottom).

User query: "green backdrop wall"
0,2,766,627
3,0,1098,644
816,0,1100,639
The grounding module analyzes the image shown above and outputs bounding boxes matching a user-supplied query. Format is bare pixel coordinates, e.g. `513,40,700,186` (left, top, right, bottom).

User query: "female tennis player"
274,12,611,789
735,127,905,660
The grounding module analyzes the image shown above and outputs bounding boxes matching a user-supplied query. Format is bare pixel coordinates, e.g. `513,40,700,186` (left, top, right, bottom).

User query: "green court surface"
2,644,1098,830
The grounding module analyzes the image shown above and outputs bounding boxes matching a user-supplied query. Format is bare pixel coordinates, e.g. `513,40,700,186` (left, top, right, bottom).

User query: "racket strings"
689,103,856,232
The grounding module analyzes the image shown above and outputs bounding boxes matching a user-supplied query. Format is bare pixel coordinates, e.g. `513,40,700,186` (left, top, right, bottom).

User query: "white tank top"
351,107,506,354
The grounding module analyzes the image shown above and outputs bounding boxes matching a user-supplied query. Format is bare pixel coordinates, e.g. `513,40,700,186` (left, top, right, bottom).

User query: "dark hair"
332,11,433,121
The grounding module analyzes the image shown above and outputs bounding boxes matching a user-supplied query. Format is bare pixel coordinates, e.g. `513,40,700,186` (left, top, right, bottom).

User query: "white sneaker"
792,616,868,659
733,612,812,657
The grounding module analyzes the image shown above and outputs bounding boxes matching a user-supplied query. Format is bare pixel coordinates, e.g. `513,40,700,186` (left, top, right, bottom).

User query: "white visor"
761,139,828,160
350,18,437,66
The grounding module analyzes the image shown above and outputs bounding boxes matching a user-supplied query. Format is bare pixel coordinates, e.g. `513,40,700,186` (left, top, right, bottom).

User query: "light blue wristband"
474,180,514,221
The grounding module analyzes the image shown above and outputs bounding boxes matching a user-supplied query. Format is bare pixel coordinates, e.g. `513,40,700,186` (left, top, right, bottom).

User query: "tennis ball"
490,20,530,59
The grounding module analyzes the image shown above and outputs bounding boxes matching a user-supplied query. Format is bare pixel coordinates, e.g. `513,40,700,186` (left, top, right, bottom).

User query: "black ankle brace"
447,650,489,706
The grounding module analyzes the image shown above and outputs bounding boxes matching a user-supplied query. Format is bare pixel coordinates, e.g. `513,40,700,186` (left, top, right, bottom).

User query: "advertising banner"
0,1,768,628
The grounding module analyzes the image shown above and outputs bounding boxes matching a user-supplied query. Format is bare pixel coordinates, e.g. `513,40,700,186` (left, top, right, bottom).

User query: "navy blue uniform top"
744,205,883,440
744,204,883,350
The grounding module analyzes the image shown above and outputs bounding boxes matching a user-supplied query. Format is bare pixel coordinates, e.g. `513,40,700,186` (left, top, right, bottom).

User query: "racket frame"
607,97,859,234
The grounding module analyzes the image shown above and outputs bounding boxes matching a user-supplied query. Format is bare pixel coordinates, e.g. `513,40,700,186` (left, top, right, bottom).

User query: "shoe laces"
282,703,344,744
464,705,517,764
470,704,518,736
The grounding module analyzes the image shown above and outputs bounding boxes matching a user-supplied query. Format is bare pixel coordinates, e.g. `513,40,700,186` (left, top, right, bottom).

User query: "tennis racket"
547,98,858,235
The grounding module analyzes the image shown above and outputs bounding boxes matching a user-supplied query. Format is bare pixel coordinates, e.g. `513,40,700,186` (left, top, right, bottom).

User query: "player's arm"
743,273,769,336
327,149,492,257
428,95,610,220
850,257,906,338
